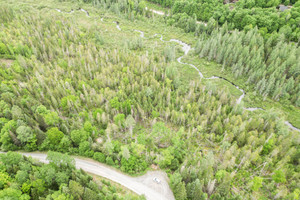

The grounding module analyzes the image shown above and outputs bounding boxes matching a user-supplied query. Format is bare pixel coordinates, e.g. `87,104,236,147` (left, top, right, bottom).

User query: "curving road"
2,152,174,200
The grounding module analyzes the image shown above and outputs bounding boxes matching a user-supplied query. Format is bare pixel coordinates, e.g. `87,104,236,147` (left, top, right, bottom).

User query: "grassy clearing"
143,1,300,128
3,0,299,129
182,55,300,128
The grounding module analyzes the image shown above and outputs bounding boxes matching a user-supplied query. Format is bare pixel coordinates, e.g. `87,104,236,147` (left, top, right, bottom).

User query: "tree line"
148,0,300,42
164,7,300,107
194,25,300,106
0,2,299,200
0,151,145,200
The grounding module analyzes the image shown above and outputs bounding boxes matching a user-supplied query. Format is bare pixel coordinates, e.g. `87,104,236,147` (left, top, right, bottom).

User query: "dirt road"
5,152,175,200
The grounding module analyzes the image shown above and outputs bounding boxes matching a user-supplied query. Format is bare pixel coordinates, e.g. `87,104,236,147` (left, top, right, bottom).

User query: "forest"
0,151,144,200
0,0,299,199
193,25,300,106
164,3,300,112
150,0,300,41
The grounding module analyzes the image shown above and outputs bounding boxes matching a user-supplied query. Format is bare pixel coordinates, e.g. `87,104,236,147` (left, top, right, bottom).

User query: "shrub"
93,152,106,163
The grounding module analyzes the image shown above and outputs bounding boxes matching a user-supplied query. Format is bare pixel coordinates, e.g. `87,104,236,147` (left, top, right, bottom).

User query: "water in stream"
114,22,121,31
55,8,300,133
80,8,89,17
143,30,299,132
55,8,88,16
134,30,144,38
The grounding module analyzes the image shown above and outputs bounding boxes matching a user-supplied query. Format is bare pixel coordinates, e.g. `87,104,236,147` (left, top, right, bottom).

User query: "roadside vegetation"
0,151,144,200
0,0,299,199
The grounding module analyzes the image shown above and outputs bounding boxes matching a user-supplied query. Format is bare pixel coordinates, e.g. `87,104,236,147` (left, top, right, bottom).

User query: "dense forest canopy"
0,0,299,200
193,25,300,106
149,0,300,42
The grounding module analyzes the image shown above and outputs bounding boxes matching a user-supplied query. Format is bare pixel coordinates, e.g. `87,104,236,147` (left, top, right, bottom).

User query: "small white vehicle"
153,177,161,184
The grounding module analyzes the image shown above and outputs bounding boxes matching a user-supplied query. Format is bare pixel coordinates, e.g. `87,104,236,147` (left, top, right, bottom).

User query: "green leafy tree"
120,145,131,160
55,172,70,186
113,113,125,128
106,156,114,166
69,180,84,200
0,120,18,150
164,45,175,62
83,188,98,200
31,179,46,199
16,126,35,145
11,105,23,120
251,176,263,191
70,129,88,146
170,173,187,200
47,127,64,146
15,170,29,185
125,115,136,137
272,170,286,184
110,97,120,110
39,165,56,186
93,152,106,163
47,151,75,170
159,149,174,168
83,121,96,136
47,191,73,200
58,136,72,152
21,182,31,195
0,43,9,55
0,188,30,200
79,141,94,157
0,100,11,118
0,172,10,189
60,95,79,112
44,111,60,126
0,151,23,174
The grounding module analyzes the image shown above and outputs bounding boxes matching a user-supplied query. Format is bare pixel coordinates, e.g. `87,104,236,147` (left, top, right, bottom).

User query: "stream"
80,8,89,17
114,21,121,31
55,8,299,133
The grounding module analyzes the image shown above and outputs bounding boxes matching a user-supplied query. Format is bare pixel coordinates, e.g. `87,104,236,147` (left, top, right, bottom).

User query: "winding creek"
55,8,300,132
114,21,121,31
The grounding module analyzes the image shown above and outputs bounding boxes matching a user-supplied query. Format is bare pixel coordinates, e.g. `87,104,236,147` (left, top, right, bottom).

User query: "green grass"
2,0,299,129
141,1,300,129
182,55,300,129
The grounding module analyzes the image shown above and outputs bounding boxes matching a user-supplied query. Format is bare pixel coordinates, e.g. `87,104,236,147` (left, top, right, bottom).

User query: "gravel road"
2,152,175,200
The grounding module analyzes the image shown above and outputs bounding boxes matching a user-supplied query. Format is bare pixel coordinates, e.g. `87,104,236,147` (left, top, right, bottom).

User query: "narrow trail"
54,7,300,132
